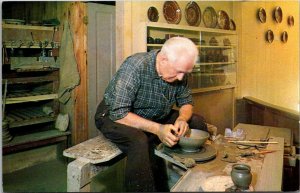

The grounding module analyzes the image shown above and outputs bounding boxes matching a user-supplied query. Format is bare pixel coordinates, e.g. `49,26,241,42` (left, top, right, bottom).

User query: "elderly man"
95,37,207,192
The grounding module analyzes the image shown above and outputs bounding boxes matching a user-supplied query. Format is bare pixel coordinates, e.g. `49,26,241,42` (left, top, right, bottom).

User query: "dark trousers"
95,100,207,192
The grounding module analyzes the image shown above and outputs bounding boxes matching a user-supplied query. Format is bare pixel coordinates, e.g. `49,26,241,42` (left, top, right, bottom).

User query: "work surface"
164,124,285,192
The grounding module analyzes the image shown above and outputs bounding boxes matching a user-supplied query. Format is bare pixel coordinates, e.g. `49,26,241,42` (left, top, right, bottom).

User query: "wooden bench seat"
63,134,122,192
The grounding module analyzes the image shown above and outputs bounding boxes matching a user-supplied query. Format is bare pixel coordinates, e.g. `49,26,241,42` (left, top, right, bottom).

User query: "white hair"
160,37,198,65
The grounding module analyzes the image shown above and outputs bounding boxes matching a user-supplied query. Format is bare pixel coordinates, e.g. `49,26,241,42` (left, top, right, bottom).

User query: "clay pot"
178,129,209,152
231,164,252,190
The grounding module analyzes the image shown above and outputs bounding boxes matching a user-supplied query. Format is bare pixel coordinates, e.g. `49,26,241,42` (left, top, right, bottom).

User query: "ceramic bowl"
178,129,209,152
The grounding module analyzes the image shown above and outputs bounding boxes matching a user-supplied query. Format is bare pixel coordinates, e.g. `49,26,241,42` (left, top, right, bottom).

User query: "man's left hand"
174,119,189,137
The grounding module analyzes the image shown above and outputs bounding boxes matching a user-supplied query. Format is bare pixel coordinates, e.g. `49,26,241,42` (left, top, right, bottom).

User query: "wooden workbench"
170,124,285,192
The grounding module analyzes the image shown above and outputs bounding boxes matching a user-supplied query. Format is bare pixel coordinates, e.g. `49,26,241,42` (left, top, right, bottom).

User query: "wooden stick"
228,140,278,144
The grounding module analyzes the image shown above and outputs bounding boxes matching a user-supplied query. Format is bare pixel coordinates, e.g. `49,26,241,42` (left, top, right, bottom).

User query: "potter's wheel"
163,144,217,162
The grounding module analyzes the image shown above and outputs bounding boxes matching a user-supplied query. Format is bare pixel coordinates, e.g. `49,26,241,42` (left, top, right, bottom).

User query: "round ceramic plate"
257,7,266,23
281,31,288,43
147,6,159,22
185,1,201,26
287,15,294,26
203,6,218,28
229,19,236,30
217,10,230,30
266,30,274,43
273,6,282,23
163,1,181,24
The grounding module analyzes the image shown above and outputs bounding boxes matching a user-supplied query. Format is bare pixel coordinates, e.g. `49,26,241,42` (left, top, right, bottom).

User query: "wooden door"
87,3,116,138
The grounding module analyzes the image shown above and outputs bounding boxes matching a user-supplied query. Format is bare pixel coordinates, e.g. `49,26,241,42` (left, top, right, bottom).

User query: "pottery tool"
240,150,277,157
228,140,278,144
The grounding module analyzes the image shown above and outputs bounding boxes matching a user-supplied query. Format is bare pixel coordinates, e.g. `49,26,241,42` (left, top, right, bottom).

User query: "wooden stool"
63,135,122,192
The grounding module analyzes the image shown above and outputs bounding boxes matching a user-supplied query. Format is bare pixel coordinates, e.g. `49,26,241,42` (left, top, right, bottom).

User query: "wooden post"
68,2,88,144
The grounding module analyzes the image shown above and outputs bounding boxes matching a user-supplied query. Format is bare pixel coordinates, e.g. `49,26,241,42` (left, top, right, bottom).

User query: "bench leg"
67,158,110,192
67,158,92,192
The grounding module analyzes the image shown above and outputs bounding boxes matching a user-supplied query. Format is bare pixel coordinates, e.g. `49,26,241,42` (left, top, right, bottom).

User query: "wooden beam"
69,2,88,144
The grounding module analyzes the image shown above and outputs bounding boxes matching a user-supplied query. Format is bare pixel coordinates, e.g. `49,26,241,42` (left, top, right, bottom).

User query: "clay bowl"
178,129,209,152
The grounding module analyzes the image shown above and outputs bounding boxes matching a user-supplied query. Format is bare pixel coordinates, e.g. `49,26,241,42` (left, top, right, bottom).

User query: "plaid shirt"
104,50,193,121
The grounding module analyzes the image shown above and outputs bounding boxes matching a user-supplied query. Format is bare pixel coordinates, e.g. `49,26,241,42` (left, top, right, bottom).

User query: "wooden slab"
234,123,292,147
255,137,284,191
63,135,122,164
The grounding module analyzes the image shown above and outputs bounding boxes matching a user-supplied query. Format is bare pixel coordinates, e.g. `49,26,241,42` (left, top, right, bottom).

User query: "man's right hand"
157,124,180,147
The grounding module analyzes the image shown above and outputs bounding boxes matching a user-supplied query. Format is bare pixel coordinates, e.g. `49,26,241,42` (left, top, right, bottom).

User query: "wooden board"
63,135,122,164
255,137,284,191
234,123,292,147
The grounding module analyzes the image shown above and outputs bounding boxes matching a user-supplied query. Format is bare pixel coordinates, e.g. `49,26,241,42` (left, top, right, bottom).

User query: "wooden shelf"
147,44,236,48
4,75,57,84
8,116,56,128
146,22,237,35
194,62,236,67
15,68,59,72
191,85,236,93
200,45,236,48
5,93,58,104
2,23,58,31
6,106,56,128
4,43,60,49
3,130,71,155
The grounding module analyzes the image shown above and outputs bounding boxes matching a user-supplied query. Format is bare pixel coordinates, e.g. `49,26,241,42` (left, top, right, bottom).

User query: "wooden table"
166,124,285,192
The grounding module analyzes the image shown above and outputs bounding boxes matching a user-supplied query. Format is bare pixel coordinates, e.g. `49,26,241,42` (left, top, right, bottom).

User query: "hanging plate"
185,1,201,26
217,10,230,30
163,1,182,24
266,30,274,43
229,19,236,30
147,6,159,22
203,6,218,28
281,31,288,43
273,6,282,23
287,15,294,26
257,7,266,23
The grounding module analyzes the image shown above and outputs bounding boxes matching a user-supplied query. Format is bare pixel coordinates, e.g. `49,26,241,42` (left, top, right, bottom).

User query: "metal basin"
178,129,209,152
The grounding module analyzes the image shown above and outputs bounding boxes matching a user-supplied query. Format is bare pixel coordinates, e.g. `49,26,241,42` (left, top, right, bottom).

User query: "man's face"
161,57,194,83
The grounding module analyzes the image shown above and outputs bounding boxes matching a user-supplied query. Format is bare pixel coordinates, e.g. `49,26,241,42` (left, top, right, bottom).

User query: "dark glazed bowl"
178,129,209,152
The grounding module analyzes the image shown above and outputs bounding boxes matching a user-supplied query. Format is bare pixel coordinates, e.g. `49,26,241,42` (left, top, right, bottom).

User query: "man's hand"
157,124,179,147
174,118,189,137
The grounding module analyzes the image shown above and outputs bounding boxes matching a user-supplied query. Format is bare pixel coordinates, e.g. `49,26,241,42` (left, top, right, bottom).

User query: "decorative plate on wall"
217,10,230,30
257,7,266,23
273,6,283,23
185,1,201,26
287,16,294,26
281,31,288,43
203,6,217,28
229,19,236,30
163,1,181,24
147,7,159,22
265,30,274,43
